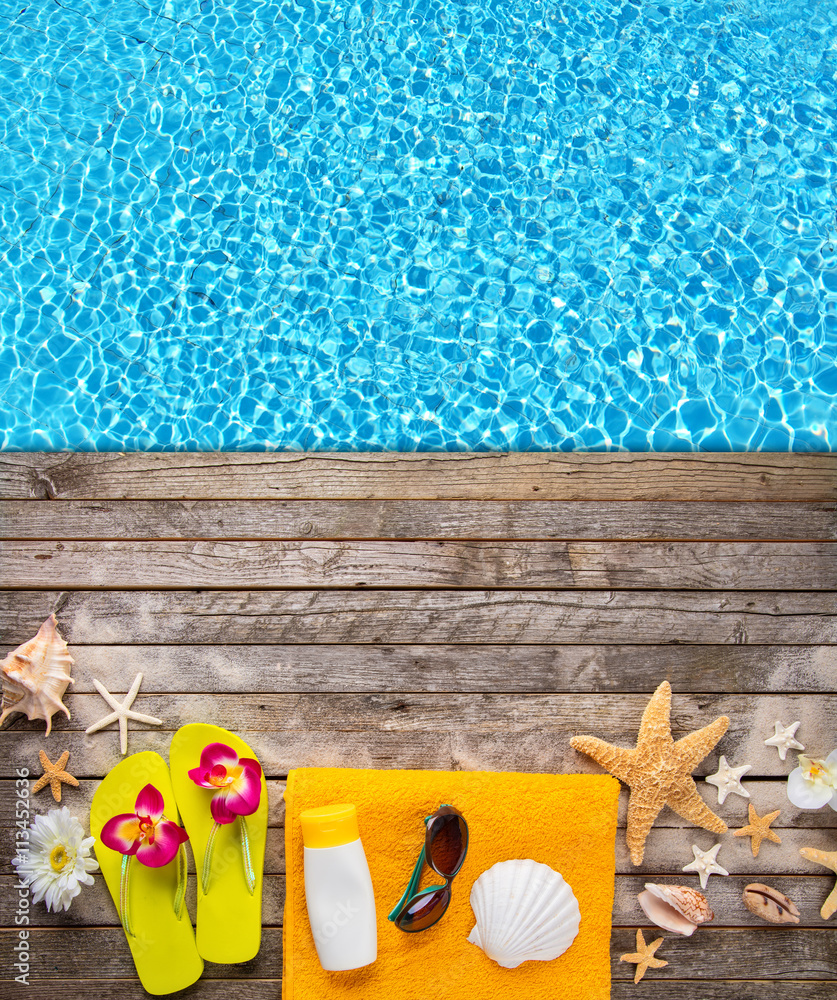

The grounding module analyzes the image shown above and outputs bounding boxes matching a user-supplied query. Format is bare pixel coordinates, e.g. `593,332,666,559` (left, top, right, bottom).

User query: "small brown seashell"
742,883,800,925
638,883,714,936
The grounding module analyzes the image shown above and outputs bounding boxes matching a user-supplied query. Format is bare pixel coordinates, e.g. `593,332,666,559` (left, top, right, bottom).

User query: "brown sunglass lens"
428,813,467,877
396,887,451,932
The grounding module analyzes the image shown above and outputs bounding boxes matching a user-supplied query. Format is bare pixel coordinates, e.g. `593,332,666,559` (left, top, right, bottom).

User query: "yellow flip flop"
90,751,203,995
169,724,268,963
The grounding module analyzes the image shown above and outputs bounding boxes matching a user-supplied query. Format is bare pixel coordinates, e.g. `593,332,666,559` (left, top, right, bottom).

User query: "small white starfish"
706,754,752,804
764,720,804,761
85,673,163,755
683,843,729,889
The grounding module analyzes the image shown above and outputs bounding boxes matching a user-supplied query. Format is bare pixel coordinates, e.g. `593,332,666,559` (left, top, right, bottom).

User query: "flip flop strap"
239,815,256,895
201,817,256,896
118,842,188,937
173,843,188,919
119,855,135,938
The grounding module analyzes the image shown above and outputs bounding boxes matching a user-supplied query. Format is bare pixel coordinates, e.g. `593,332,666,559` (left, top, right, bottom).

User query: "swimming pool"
0,0,834,451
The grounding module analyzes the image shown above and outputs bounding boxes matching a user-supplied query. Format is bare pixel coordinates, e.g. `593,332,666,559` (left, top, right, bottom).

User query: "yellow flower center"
49,844,70,872
209,768,234,788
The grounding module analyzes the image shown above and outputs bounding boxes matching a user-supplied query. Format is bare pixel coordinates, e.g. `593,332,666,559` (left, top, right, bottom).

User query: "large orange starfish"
799,847,837,919
571,680,729,864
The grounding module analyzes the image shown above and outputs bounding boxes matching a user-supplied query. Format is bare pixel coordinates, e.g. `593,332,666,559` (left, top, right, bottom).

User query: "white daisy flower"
787,750,837,811
12,807,99,912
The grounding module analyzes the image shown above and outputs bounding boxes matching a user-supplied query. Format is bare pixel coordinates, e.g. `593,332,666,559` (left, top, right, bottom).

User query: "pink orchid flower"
188,743,262,825
100,784,189,868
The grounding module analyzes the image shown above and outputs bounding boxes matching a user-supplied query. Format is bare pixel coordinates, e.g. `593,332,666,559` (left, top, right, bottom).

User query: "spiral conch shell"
0,615,74,735
467,859,581,969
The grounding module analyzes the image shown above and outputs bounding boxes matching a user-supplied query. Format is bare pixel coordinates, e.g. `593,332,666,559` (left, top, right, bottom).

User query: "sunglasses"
387,804,469,932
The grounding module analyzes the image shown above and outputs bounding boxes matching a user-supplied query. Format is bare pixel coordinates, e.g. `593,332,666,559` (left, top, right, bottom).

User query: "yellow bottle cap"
300,803,360,849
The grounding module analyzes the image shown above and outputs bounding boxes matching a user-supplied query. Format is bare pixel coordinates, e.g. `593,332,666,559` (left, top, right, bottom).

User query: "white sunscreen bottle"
300,803,377,971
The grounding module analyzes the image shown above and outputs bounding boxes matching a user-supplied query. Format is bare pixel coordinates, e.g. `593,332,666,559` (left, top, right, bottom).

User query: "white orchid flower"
787,750,837,810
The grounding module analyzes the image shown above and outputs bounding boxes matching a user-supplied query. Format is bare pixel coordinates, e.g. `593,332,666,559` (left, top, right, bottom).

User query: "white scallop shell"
467,859,581,969
0,615,74,736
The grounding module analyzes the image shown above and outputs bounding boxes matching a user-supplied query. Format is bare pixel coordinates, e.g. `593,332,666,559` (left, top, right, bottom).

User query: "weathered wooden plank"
0,730,455,776
6,725,823,784
14,643,836,694
2,926,834,979
3,453,835,501
1,779,832,833
3,874,835,929
610,987,837,1000
3,499,834,541
3,590,834,644
4,984,835,1000
3,540,833,590
2,693,833,777
609,928,837,979
615,875,837,928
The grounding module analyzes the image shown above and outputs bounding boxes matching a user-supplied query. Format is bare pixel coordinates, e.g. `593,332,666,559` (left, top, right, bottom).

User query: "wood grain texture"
2,874,834,928
4,539,834,590
2,452,835,501
2,693,834,777
3,499,835,541
609,928,837,979
1,452,833,994
19,643,836,694
609,987,837,999
8,725,831,783
2,927,834,980
2,590,835,644
4,984,836,1000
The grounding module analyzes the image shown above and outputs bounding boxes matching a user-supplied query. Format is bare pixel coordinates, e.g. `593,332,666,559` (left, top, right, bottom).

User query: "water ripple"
0,0,835,451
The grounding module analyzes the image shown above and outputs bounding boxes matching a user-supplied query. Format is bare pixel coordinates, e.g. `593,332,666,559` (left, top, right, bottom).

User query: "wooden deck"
1,451,835,999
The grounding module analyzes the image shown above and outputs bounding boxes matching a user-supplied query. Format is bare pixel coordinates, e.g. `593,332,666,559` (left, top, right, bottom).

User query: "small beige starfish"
620,929,668,984
31,749,79,802
682,842,729,889
706,755,751,805
734,803,782,857
84,673,162,755
799,847,837,919
764,720,804,761
571,680,729,864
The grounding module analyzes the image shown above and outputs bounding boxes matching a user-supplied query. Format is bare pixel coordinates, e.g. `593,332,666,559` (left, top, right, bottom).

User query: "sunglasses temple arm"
386,844,427,922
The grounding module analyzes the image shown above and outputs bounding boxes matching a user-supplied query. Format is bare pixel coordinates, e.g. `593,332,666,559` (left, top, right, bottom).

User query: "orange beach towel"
283,768,620,1000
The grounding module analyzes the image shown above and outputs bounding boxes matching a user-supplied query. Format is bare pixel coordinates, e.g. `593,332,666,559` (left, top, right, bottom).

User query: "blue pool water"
0,0,835,451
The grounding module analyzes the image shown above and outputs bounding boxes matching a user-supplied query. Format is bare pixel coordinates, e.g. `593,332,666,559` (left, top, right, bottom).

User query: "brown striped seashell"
638,883,714,936
0,615,74,736
742,883,800,925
